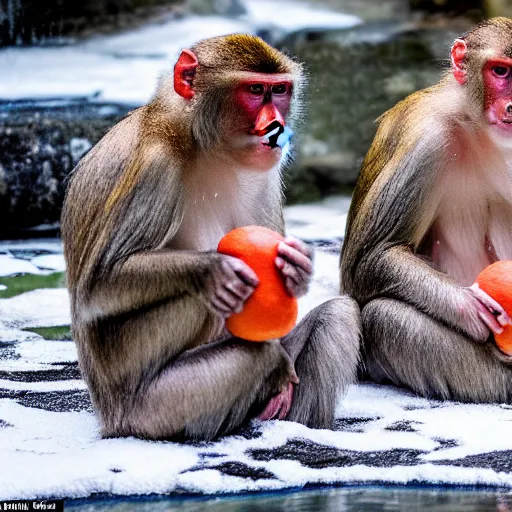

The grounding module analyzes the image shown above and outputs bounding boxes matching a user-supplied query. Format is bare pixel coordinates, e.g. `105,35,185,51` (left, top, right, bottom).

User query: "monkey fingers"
213,288,246,316
276,258,311,298
469,283,512,333
257,382,295,421
278,238,314,272
224,277,255,300
207,255,259,316
209,295,239,317
276,239,313,298
223,256,260,287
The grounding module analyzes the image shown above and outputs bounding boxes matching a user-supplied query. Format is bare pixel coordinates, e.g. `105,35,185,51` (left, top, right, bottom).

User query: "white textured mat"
2,198,512,500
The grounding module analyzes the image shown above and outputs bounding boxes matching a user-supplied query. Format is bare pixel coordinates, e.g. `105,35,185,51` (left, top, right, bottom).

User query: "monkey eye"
271,84,288,95
248,84,264,95
492,65,510,78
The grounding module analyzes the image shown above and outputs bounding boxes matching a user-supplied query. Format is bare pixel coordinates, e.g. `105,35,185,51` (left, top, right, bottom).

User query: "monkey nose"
252,103,285,136
507,103,512,114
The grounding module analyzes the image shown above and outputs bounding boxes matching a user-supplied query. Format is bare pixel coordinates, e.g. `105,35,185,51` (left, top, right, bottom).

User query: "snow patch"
30,254,66,272
0,255,45,277
0,288,71,329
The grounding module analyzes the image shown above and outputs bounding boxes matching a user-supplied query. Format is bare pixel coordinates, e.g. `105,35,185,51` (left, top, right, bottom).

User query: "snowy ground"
0,1,361,105
3,197,512,501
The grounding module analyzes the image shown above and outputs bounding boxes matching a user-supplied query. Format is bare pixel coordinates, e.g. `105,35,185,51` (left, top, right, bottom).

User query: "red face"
235,80,293,139
483,57,512,133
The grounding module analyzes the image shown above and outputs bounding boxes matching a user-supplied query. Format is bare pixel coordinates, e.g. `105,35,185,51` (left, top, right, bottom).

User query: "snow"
245,1,360,33
0,239,62,253
30,254,66,272
0,379,85,392
0,339,77,372
284,195,350,242
0,288,70,329
0,255,45,277
0,1,361,104
3,383,512,500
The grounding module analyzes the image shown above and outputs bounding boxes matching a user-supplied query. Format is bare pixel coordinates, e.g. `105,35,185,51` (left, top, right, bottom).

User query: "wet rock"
0,0,183,46
409,0,482,16
432,438,459,450
334,416,378,432
0,101,132,237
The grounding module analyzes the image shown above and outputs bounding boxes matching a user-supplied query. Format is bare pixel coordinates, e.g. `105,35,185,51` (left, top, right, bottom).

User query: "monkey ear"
451,39,467,85
174,49,199,100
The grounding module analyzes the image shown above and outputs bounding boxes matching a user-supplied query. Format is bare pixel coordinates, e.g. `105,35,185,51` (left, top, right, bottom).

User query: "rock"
0,101,132,237
408,0,482,16
0,0,183,46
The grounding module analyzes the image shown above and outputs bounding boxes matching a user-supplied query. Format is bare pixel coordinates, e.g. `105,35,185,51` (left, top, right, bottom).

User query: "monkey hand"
205,255,259,318
258,348,299,421
464,283,512,341
275,236,313,298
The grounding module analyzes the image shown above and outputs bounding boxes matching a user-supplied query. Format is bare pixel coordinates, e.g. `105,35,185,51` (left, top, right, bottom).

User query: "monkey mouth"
249,121,284,149
262,123,284,149
259,123,294,150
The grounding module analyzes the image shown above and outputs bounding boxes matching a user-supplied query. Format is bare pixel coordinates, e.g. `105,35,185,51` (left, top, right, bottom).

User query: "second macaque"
62,34,361,441
341,18,512,403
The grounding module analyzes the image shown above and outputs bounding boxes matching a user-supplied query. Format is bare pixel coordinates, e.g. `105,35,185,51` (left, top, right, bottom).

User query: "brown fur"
341,19,512,403
62,35,360,440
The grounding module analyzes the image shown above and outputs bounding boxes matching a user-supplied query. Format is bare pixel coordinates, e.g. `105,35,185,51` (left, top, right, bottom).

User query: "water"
67,486,512,511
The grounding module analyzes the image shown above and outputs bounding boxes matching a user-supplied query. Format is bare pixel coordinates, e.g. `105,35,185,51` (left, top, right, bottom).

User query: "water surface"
67,486,512,511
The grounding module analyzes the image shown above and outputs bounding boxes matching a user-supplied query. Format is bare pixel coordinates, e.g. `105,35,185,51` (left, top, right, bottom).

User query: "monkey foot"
257,382,294,421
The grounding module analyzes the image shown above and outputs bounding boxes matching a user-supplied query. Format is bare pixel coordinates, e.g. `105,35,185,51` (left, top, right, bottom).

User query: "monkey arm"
84,250,219,319
362,244,485,330
346,238,492,343
341,102,490,341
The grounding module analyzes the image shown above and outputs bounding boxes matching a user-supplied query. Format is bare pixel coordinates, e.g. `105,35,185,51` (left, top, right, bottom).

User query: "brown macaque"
61,35,361,441
341,18,512,404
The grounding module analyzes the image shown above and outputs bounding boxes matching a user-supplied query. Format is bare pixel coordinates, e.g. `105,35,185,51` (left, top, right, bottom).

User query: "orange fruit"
217,226,298,341
476,260,512,355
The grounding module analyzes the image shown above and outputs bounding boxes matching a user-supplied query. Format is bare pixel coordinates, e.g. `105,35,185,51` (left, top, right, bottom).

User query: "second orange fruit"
476,260,512,355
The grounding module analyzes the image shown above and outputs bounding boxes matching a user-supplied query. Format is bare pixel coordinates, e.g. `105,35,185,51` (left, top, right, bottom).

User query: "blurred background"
0,0,510,238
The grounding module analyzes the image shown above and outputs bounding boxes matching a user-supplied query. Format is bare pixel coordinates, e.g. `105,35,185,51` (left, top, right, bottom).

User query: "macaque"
61,35,361,440
341,18,512,404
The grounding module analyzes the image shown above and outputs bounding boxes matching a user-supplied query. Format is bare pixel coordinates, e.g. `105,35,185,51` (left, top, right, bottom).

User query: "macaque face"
483,56,512,134
236,79,293,133
227,75,294,168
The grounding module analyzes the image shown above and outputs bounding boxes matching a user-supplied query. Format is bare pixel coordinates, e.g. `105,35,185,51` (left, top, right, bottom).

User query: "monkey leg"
363,298,512,403
113,297,361,440
282,296,361,429
117,337,295,441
